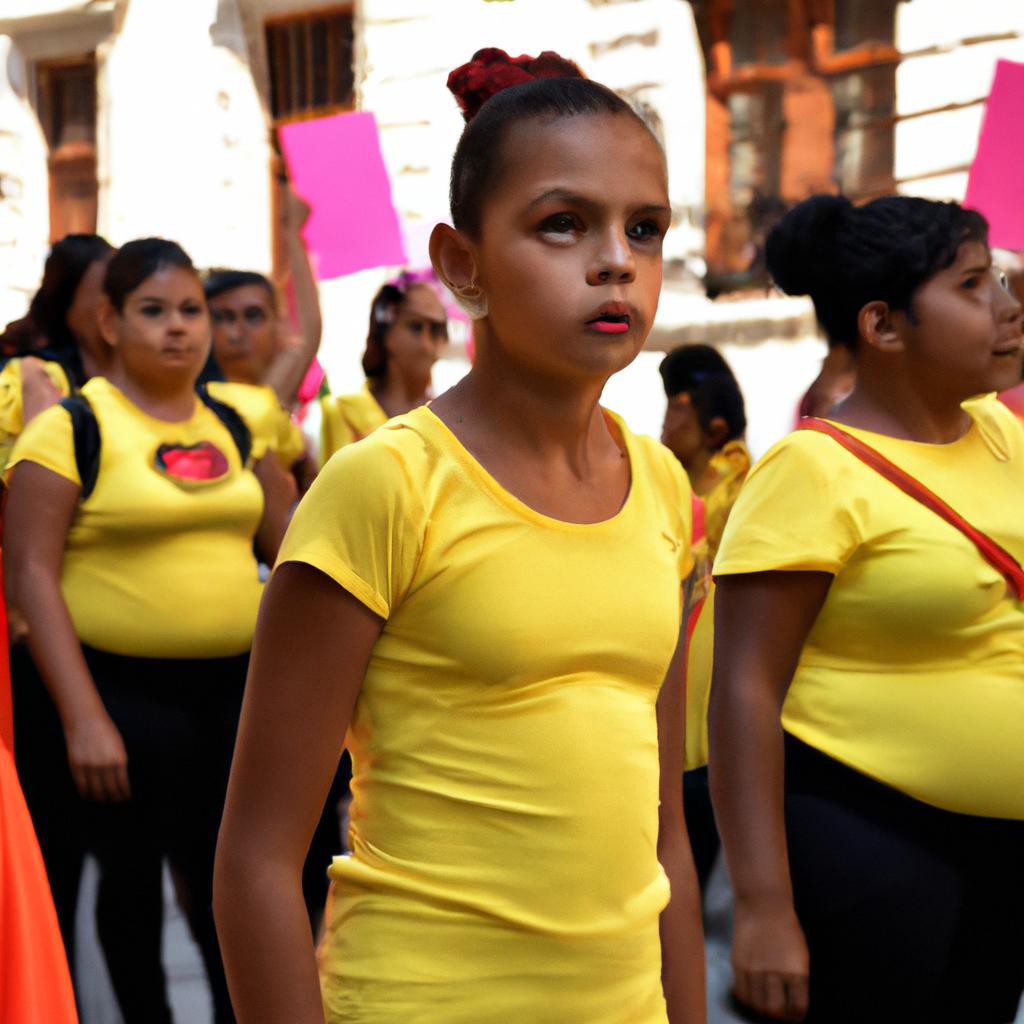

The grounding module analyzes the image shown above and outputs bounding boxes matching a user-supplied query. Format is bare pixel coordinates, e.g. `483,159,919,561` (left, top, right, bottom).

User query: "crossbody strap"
798,417,1024,600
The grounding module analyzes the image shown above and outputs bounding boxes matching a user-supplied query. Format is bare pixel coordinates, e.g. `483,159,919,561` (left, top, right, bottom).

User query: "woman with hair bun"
318,271,448,464
216,48,705,1024
709,194,1024,1023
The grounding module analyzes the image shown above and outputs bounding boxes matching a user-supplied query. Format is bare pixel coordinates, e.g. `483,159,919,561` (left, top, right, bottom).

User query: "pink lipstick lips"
586,302,633,334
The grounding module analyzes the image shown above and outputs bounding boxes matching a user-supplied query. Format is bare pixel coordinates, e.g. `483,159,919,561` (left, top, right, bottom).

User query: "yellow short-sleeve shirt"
318,384,388,466
206,380,306,468
278,406,693,1023
7,377,264,658
714,395,1024,819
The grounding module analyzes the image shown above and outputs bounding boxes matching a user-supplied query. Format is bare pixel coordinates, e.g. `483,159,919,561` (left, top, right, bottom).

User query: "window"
693,0,900,292
265,6,355,123
36,56,98,242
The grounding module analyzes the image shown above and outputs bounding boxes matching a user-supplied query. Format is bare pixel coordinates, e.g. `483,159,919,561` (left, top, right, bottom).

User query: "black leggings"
784,734,1024,1024
12,643,245,1023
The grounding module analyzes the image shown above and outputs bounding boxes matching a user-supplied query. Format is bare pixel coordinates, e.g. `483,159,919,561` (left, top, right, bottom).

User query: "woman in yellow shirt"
6,238,292,1023
215,48,706,1024
709,195,1024,1023
319,272,448,463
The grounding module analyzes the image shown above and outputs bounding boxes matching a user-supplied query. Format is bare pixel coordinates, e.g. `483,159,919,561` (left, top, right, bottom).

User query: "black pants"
784,733,1024,1024
12,643,244,1024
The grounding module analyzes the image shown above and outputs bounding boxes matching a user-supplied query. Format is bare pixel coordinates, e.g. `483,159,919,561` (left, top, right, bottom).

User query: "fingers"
733,972,809,1022
70,761,131,802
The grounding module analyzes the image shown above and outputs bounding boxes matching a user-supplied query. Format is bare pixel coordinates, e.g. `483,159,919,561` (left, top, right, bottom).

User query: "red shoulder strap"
798,417,1024,600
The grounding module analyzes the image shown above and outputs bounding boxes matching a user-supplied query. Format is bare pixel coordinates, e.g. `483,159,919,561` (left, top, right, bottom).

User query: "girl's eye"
540,213,581,235
628,219,662,243
962,276,980,289
141,304,163,317
183,304,204,317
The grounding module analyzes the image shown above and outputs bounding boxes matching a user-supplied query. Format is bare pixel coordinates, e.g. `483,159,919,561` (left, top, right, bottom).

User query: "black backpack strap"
58,394,100,500
196,385,253,466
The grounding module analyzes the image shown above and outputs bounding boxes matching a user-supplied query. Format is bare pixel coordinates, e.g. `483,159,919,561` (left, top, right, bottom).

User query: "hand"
21,356,62,424
731,901,810,1021
284,186,311,235
65,712,131,802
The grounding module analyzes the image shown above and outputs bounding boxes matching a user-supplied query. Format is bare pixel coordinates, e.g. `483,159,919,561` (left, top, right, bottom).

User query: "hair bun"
447,47,584,122
765,194,852,297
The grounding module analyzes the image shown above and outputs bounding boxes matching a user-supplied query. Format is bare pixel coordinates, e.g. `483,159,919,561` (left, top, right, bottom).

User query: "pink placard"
965,60,1024,251
278,111,407,279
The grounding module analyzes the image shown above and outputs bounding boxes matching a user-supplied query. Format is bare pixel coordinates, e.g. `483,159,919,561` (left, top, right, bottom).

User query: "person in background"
710,194,1024,1023
319,271,448,464
215,48,706,1024
5,238,293,1023
0,234,114,475
658,343,750,892
204,187,321,489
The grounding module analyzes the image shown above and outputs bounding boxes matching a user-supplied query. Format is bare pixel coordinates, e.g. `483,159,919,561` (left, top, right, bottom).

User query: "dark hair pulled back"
103,238,197,311
660,344,747,444
766,194,988,350
204,268,277,310
447,48,648,237
24,234,114,358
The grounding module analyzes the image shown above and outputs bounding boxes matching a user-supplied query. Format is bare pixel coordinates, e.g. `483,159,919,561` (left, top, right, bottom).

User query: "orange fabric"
0,562,78,1023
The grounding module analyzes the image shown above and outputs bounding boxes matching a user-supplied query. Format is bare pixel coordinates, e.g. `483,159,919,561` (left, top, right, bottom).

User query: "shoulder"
967,393,1024,458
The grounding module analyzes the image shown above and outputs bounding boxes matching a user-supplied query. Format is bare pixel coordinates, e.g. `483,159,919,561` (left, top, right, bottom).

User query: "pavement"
75,855,1022,1024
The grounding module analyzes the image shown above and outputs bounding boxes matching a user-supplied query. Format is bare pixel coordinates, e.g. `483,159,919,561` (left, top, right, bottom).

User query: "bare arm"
708,571,832,1022
214,562,383,1023
252,454,298,564
263,188,322,408
658,594,707,1024
20,357,62,425
4,462,130,801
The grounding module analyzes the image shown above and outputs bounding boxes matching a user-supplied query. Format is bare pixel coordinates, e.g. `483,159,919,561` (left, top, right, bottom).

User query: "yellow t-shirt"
0,357,72,475
206,380,306,469
277,406,693,1023
319,384,387,465
7,377,264,658
714,395,1024,819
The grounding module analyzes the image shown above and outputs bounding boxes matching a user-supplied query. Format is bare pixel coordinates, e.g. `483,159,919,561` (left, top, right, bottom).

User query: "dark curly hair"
446,48,653,237
766,194,989,351
660,344,747,445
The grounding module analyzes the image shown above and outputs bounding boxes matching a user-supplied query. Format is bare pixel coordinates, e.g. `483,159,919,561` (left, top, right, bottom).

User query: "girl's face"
66,254,113,353
473,112,670,383
102,266,210,387
661,392,708,472
904,240,1023,397
385,284,448,380
208,284,278,385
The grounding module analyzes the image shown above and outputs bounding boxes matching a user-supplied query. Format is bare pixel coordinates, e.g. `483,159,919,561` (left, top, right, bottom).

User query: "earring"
451,281,489,320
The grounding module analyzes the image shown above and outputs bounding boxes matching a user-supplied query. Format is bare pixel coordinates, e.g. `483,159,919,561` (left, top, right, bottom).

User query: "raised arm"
214,562,383,1024
5,462,130,801
657,594,707,1024
263,187,322,408
708,570,832,1022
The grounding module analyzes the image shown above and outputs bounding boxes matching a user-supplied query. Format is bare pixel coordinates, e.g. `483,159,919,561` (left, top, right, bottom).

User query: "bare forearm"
16,564,104,727
660,836,707,1023
708,686,792,911
214,850,324,1023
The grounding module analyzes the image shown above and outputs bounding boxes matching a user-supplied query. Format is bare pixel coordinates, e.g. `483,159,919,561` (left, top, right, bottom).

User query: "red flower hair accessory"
447,47,585,122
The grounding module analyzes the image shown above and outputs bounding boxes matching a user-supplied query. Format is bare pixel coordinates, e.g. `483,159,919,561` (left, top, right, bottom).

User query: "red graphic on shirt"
155,442,229,483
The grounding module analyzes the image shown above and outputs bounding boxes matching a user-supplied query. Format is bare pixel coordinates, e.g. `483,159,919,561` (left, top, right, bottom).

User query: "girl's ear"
704,415,730,451
858,300,905,354
431,224,481,290
96,296,120,349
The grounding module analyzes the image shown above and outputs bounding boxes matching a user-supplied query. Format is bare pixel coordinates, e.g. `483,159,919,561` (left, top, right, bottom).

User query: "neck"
686,449,716,494
105,366,198,421
371,366,432,418
832,360,971,443
439,338,616,474
78,341,113,382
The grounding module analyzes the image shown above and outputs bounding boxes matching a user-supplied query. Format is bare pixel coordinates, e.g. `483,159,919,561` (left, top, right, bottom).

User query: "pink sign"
278,111,407,279
965,60,1024,251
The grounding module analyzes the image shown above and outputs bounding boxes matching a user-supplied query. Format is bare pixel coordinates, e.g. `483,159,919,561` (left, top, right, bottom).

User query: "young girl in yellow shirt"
710,195,1024,1023
215,48,705,1024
